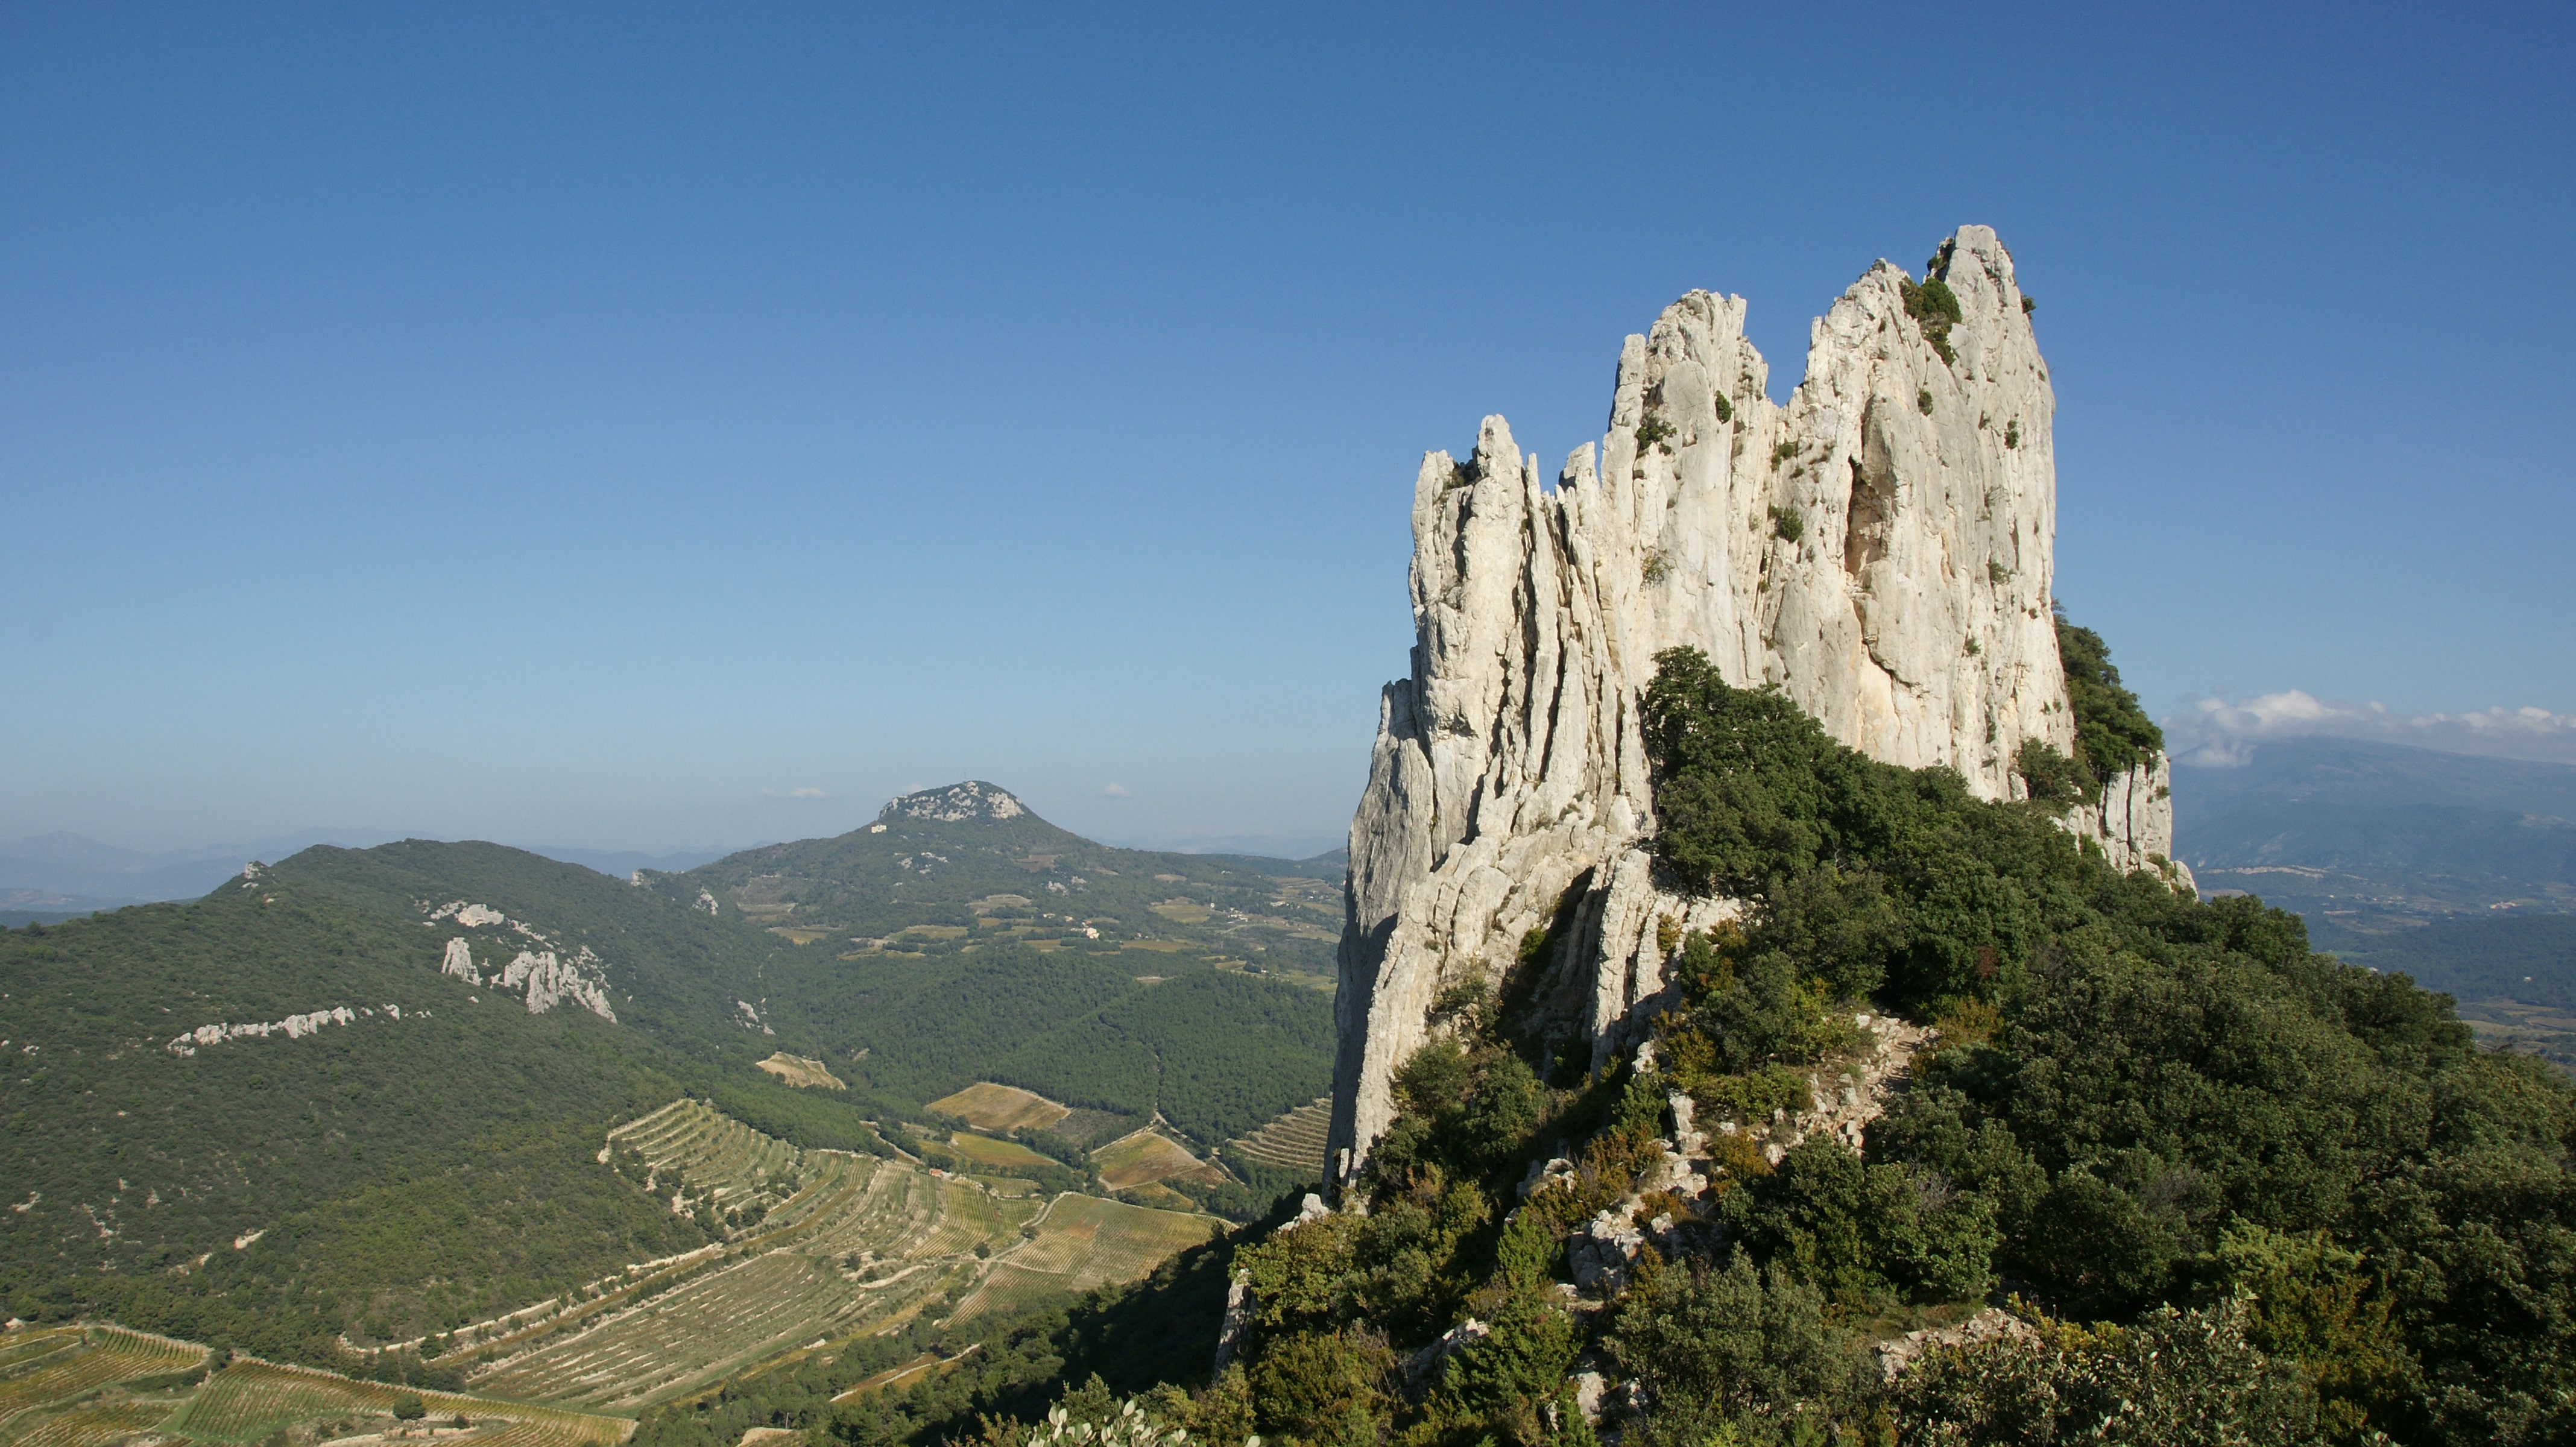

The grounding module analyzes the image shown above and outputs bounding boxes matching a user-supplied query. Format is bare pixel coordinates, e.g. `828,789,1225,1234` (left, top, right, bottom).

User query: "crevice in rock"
1844,400,1896,578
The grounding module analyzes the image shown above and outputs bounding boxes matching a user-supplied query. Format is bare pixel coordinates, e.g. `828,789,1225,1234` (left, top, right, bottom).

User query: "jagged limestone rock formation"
1329,227,2183,1185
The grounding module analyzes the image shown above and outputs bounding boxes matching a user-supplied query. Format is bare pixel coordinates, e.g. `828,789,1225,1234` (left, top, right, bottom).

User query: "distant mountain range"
1,820,1346,925
2171,734,2576,942
0,830,752,919
2171,735,2576,1065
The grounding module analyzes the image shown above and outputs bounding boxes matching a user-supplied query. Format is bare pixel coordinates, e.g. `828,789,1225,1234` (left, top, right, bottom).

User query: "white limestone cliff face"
497,946,617,1021
2062,754,2191,887
1329,227,2182,1185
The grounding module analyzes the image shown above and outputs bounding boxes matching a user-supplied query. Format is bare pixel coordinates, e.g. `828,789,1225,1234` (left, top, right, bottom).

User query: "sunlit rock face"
1328,227,2180,1185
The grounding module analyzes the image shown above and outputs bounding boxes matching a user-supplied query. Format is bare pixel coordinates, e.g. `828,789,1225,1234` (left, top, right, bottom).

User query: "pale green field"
943,1132,1056,1170
947,1194,1219,1326
1090,1130,1220,1191
0,1333,627,1447
925,1082,1070,1133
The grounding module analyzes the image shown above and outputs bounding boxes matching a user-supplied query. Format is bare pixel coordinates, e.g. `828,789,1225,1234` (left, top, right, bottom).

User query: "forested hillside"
0,842,791,1360
787,948,1335,1143
2327,911,2576,1070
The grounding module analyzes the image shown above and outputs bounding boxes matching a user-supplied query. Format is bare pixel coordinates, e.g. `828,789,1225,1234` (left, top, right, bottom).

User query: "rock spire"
1328,227,2183,1186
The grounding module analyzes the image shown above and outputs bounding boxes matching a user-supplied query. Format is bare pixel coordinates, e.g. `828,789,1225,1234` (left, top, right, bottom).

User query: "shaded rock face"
1329,227,2179,1185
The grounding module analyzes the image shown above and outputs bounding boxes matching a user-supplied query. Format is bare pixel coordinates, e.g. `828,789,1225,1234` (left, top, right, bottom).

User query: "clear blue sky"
7,3,2571,856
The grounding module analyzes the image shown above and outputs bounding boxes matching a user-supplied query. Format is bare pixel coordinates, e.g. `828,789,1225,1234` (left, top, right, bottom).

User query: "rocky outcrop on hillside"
882,781,1027,823
423,900,617,1020
1329,227,2182,1184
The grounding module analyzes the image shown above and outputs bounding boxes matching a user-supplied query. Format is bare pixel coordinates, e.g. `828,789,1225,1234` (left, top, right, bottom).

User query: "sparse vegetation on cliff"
2054,605,2165,786
1900,276,1962,365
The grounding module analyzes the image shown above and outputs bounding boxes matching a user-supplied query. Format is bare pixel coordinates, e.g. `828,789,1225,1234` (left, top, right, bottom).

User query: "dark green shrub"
1247,1331,1396,1447
1917,386,1933,415
1608,1256,1870,1446
2004,420,2021,449
1735,1135,1998,1310
1769,438,1800,468
1712,392,1734,423
1769,505,1804,543
1635,410,1675,452
2055,607,2163,786
1987,560,2007,585
1901,277,1963,365
1892,1303,2322,1444
2013,737,2093,807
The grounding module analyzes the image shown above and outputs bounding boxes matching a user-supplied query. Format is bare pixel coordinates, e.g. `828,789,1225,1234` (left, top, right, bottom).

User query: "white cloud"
761,787,830,800
2164,690,2576,768
1100,783,1131,798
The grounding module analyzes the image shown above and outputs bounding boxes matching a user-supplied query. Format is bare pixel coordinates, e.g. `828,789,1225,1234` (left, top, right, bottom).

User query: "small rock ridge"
1561,1013,1933,1300
1326,226,2183,1185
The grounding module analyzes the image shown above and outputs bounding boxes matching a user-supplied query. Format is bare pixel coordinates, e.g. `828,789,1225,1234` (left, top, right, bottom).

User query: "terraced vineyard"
6,1397,170,1447
0,1326,203,1435
1226,1095,1330,1176
602,1099,803,1220
941,1133,1055,1171
0,1331,627,1447
448,1102,1201,1411
171,1360,629,1445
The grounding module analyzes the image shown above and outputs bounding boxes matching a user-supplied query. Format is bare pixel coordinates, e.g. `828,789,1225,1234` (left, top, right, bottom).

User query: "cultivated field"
465,1154,978,1410
1228,1096,1331,1175
1090,1130,1223,1191
5,1397,170,1447
0,1331,627,1447
926,1083,1070,1133
0,1326,204,1435
942,1133,1055,1171
1043,1107,1137,1150
171,1360,628,1446
604,1099,803,1218
947,1196,1218,1325
443,1100,1198,1413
